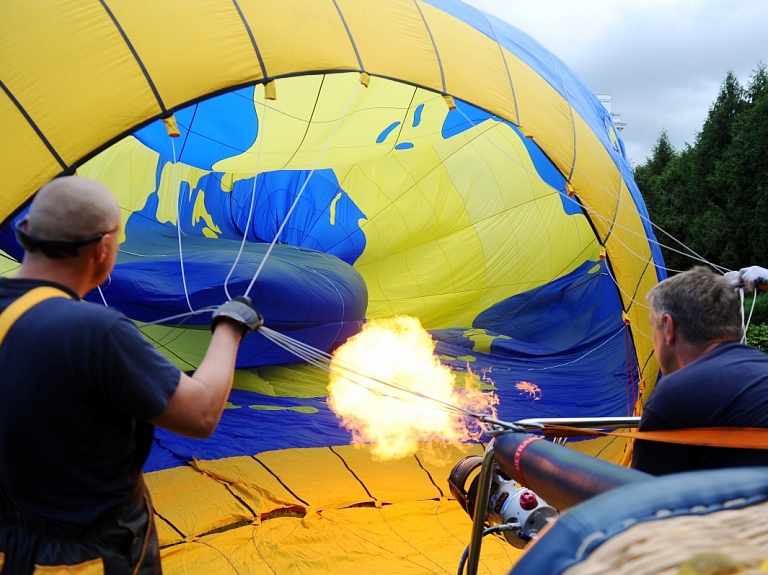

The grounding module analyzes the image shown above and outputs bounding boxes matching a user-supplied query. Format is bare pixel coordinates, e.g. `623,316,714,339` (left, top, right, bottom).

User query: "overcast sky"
464,0,768,167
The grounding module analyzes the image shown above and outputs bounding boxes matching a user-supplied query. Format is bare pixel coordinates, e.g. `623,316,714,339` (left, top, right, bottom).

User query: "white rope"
170,137,194,313
739,288,758,344
746,293,757,331
298,253,347,346
257,326,480,417
96,282,109,306
93,80,364,335
224,84,269,301
452,104,727,279
525,325,627,372
135,306,218,329
740,289,747,343
243,80,364,299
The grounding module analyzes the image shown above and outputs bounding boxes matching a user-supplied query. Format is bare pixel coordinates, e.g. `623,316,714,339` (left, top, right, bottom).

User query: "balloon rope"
134,306,218,328
740,289,746,343
741,288,757,343
170,137,195,313
242,80,363,299
96,284,108,306
451,105,728,277
126,79,353,333
224,84,269,301
257,326,481,417
523,325,626,372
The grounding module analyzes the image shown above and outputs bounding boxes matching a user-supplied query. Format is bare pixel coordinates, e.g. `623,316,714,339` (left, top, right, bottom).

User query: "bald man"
0,176,262,574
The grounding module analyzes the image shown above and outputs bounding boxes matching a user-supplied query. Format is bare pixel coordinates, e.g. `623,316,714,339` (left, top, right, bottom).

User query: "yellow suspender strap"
541,424,768,449
0,287,72,348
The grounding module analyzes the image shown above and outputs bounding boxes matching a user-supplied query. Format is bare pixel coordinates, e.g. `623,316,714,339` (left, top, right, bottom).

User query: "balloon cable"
739,287,758,344
452,104,727,278
224,84,269,301
170,137,195,313
242,80,363,300
258,325,485,419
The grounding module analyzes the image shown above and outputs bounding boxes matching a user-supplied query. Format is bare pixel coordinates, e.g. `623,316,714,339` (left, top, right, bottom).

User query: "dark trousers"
0,478,161,574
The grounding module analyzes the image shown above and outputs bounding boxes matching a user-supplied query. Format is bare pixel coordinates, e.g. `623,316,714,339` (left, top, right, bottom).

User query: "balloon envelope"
0,0,664,571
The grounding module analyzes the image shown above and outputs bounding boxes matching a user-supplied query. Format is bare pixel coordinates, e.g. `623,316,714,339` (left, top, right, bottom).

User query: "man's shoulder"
700,341,768,368
0,277,75,301
0,277,128,327
651,342,768,406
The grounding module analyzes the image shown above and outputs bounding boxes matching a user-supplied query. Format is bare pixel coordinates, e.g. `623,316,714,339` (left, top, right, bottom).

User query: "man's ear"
95,234,110,263
661,313,675,345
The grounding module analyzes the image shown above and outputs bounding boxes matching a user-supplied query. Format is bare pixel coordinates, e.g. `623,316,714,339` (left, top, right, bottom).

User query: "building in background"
597,94,626,132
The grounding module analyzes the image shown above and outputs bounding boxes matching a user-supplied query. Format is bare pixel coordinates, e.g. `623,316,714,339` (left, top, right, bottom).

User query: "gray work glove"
211,296,263,335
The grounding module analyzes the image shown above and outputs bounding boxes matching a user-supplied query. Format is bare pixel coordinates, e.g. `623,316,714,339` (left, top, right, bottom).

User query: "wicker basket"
562,499,768,575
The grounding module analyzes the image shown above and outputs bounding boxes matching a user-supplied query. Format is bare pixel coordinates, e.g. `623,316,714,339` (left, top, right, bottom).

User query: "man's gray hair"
647,266,743,345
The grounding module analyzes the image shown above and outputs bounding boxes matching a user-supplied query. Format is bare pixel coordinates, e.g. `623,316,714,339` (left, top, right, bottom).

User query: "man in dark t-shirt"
0,278,180,526
0,176,262,574
631,266,768,475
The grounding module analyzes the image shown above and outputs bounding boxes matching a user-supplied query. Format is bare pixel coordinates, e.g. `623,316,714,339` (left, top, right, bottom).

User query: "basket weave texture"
562,500,768,575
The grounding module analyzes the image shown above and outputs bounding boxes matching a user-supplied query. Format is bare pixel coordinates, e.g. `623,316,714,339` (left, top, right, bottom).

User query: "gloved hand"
211,296,263,335
739,266,768,291
724,270,742,287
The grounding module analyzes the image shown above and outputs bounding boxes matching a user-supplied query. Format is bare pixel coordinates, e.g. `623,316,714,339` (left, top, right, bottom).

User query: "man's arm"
149,297,263,438
149,322,242,438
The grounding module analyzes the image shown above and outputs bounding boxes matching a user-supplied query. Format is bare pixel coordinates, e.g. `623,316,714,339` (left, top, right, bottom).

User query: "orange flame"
515,381,542,400
328,316,498,461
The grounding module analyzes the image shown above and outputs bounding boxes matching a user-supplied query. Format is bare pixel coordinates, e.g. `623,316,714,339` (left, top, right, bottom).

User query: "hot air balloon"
0,0,664,572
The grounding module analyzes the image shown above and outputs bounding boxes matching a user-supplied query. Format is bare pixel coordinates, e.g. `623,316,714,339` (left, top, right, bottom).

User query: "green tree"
634,64,768,275
681,73,747,268
714,64,768,270
646,130,676,176
694,71,747,181
654,147,697,272
635,132,693,272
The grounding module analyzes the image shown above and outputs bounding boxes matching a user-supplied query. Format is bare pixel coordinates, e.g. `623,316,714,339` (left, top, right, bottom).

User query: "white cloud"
463,0,768,165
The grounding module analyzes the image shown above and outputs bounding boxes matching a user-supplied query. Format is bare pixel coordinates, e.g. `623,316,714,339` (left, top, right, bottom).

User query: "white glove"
739,266,768,291
724,270,742,287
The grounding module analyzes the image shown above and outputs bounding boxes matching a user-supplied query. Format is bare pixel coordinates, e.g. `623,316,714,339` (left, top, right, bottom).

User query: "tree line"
633,63,768,275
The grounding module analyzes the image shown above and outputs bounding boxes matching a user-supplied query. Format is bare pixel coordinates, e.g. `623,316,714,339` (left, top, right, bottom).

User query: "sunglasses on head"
15,218,117,259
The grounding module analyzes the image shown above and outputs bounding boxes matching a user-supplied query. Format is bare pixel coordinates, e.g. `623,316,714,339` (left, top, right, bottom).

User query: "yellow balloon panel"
0,95,59,220
159,500,521,574
149,444,524,574
146,465,254,544
232,0,360,79
1,2,160,167
149,439,623,573
107,1,266,108
341,118,598,327
336,0,444,89
420,1,520,125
